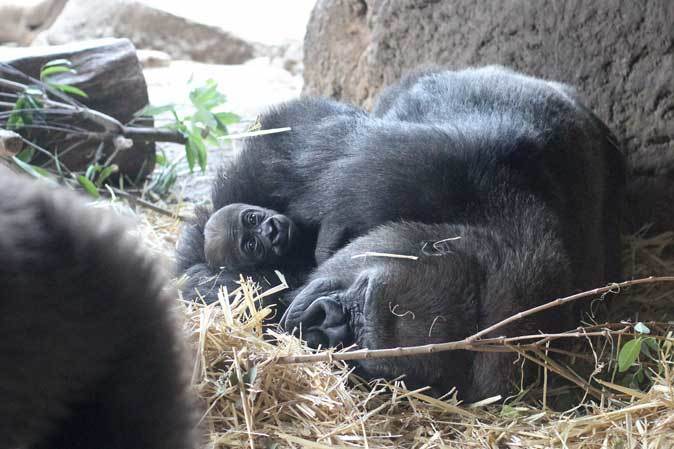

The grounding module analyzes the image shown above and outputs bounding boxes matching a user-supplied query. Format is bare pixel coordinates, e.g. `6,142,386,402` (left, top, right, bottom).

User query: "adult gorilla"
0,168,197,448
177,67,624,398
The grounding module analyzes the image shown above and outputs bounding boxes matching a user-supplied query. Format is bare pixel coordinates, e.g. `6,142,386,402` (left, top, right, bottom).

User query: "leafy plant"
137,79,239,173
40,59,88,98
147,150,179,197
3,60,239,200
617,322,661,390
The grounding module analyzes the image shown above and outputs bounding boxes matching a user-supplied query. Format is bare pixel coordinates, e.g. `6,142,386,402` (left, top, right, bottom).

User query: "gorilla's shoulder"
258,96,366,130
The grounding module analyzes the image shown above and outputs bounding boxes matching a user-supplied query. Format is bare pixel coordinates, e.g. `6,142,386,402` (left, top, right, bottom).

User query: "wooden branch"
274,276,674,364
465,276,674,342
0,39,156,179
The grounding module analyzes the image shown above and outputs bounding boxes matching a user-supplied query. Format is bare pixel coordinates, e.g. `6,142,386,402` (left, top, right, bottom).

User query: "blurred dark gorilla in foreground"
178,67,625,399
0,168,197,449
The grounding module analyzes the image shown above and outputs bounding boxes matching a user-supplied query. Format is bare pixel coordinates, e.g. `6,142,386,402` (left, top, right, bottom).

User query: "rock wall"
303,0,674,230
34,0,254,65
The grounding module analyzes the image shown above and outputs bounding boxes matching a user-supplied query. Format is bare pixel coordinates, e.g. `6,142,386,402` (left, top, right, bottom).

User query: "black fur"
177,66,624,398
177,66,623,299
0,169,197,449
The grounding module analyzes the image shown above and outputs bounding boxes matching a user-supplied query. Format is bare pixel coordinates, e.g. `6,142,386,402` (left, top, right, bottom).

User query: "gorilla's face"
204,203,297,270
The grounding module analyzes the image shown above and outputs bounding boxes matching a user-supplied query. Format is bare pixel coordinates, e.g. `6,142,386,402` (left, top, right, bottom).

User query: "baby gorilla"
204,203,298,270
0,168,197,449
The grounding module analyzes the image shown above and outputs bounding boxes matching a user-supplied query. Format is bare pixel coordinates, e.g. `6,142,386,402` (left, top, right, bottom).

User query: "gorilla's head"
204,203,298,270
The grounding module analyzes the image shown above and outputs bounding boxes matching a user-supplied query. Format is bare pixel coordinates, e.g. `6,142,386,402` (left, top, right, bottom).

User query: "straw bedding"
142,206,674,449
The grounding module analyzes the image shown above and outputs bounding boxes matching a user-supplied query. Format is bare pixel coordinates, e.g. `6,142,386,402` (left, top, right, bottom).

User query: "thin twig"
275,276,674,364
104,187,189,221
466,277,674,342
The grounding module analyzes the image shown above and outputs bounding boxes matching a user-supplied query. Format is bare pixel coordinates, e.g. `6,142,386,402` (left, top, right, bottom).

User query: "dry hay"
137,205,674,448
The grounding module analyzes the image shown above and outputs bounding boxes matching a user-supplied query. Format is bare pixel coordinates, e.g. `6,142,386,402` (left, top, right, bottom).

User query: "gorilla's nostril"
298,297,352,348
304,330,329,349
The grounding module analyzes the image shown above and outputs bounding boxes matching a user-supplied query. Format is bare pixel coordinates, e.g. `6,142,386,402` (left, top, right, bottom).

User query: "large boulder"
33,0,255,65
303,0,674,231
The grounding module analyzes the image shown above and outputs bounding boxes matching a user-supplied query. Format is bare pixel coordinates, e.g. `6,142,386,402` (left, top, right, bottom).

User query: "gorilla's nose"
260,217,278,242
298,297,352,349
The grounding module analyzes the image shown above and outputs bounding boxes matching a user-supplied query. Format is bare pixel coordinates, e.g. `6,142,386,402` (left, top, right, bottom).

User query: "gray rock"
0,0,67,44
304,0,674,231
34,0,254,65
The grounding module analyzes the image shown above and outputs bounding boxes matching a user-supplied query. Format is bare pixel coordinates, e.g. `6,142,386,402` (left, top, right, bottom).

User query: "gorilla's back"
374,66,585,134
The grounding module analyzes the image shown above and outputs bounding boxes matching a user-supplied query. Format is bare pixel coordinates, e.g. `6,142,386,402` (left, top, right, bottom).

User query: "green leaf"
41,59,73,69
189,79,226,110
24,94,43,110
6,113,24,130
85,164,99,181
12,156,51,179
214,111,240,126
193,108,218,128
40,65,76,80
634,322,651,334
77,175,100,198
499,404,521,418
16,147,35,163
644,337,660,352
155,152,167,166
188,130,208,172
49,83,88,98
185,139,196,172
135,104,177,117
96,164,118,187
618,338,642,372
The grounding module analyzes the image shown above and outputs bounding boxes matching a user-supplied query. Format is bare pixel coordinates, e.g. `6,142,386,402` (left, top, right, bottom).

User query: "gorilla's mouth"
270,215,293,255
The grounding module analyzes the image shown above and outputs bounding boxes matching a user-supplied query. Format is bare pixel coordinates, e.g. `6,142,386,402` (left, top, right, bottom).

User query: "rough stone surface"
0,0,67,45
1,38,156,179
303,0,674,230
33,0,255,65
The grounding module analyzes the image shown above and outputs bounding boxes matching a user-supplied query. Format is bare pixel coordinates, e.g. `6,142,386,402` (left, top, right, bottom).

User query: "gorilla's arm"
0,169,196,449
211,97,367,213
176,205,211,273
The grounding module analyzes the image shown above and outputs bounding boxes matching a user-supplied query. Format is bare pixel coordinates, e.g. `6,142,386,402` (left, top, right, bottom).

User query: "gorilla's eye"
243,237,258,254
245,211,259,226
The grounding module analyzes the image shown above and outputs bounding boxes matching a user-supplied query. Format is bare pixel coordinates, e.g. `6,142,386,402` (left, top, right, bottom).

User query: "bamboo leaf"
16,147,35,163
49,83,88,98
185,139,196,172
96,164,118,187
40,65,76,80
12,156,51,179
77,175,100,198
214,111,240,126
135,104,176,117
